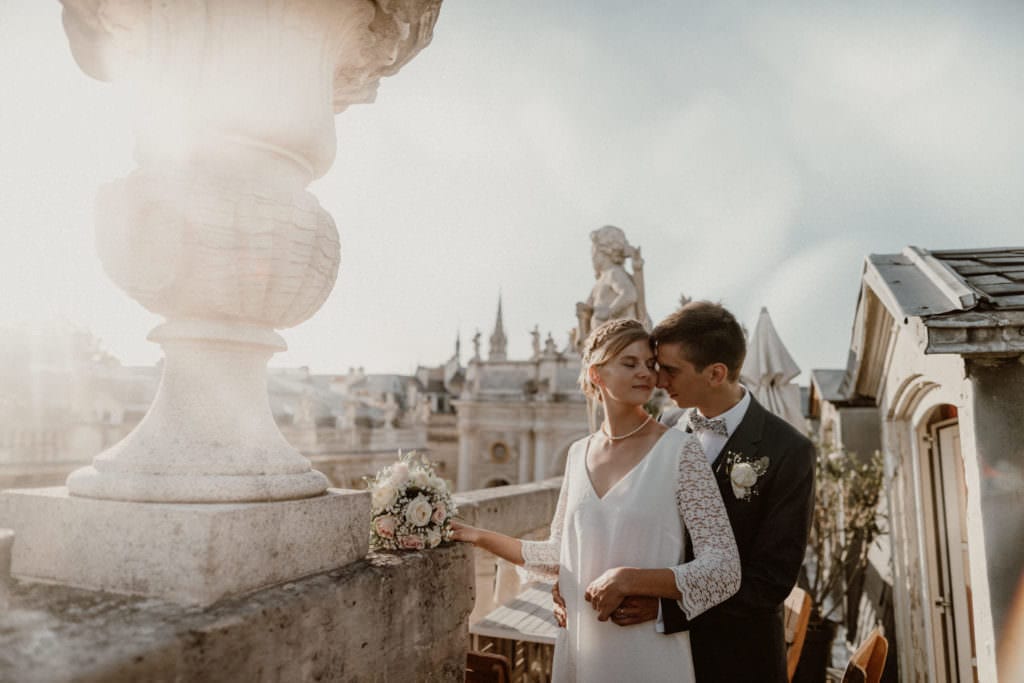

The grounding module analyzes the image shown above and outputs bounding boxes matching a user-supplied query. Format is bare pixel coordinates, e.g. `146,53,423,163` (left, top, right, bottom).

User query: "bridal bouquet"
366,451,456,551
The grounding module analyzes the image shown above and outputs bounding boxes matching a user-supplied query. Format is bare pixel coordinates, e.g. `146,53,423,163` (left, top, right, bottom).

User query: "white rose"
730,462,757,488
410,469,431,489
405,495,433,527
389,462,410,487
372,483,399,511
426,528,441,548
428,475,446,492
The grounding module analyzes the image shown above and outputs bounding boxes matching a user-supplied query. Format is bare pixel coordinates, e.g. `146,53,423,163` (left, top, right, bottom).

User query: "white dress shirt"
690,388,751,465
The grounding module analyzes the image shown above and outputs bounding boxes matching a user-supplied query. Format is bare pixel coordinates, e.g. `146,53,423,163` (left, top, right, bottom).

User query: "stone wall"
0,544,474,682
453,478,561,537
968,355,1024,679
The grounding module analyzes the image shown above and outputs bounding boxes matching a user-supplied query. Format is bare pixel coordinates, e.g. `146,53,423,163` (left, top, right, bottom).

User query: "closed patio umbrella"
741,307,806,431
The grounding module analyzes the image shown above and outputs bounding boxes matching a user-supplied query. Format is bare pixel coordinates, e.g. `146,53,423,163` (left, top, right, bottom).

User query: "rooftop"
864,246,1024,355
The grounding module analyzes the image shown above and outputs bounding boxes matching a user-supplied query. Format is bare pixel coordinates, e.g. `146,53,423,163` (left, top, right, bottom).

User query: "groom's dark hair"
652,301,746,381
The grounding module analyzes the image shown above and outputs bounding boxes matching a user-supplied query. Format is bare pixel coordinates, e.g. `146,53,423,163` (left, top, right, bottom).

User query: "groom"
611,301,814,682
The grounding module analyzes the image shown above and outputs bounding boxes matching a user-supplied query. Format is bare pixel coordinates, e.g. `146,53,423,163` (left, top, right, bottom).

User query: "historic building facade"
454,299,588,491
825,246,1024,682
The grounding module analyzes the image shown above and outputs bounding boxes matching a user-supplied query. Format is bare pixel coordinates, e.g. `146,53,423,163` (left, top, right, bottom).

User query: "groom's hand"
551,583,567,628
609,596,659,627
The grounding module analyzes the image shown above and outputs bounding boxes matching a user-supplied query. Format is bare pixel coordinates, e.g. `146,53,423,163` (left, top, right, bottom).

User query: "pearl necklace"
601,414,653,441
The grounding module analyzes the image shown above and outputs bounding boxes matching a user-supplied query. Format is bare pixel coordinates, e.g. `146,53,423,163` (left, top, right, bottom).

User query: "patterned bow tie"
687,411,729,438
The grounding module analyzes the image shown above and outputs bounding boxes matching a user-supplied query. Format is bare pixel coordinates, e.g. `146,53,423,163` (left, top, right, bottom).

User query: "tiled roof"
863,246,1024,356
929,248,1024,309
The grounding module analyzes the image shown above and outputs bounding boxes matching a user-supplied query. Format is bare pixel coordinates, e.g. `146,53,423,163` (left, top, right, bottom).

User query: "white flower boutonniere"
724,451,770,501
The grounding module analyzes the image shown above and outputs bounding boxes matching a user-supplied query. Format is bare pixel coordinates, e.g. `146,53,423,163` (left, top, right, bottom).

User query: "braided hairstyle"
577,318,650,400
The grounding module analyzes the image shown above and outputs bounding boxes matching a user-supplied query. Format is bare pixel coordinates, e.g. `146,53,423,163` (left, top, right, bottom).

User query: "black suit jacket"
662,396,816,683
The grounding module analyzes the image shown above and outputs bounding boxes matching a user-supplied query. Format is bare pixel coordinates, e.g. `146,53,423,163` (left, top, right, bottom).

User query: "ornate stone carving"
59,0,442,503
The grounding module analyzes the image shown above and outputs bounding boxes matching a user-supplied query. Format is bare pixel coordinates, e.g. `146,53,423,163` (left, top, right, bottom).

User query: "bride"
451,318,740,682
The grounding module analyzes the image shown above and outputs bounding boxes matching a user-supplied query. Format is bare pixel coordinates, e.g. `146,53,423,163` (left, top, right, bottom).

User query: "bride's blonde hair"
578,318,650,400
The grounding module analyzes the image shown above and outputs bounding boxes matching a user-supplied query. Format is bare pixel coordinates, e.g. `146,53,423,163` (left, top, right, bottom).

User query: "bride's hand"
449,520,480,544
584,567,634,621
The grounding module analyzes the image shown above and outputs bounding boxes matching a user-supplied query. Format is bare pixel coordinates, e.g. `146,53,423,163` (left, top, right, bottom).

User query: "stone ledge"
454,478,561,537
0,487,369,606
0,544,474,682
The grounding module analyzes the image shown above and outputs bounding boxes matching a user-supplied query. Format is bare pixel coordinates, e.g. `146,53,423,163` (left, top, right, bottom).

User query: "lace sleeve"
670,434,741,620
519,449,573,580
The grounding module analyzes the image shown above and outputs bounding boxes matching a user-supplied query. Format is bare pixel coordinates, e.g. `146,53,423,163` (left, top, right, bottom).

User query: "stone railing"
0,480,561,681
0,542,474,682
453,478,562,623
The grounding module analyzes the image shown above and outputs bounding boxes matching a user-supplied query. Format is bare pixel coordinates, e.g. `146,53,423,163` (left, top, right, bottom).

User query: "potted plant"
793,444,886,683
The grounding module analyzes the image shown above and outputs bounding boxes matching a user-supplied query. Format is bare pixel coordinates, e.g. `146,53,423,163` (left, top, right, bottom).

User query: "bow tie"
687,411,729,438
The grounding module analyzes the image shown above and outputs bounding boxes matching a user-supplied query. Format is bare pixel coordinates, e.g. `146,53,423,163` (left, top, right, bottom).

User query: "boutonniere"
723,451,770,501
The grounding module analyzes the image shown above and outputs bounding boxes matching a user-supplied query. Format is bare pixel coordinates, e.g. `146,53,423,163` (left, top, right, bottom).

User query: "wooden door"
924,418,978,683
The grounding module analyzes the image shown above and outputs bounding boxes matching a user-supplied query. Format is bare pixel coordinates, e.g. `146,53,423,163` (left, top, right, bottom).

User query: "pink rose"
374,515,397,538
432,502,446,524
399,534,425,550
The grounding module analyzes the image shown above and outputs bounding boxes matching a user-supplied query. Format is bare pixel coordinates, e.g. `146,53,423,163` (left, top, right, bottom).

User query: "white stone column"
517,432,532,484
457,426,475,492
0,0,442,605
533,430,549,482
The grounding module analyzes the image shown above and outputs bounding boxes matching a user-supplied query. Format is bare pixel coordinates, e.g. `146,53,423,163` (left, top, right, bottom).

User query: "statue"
530,325,542,359
415,396,432,425
472,330,482,360
544,332,559,357
381,393,398,430
575,226,650,349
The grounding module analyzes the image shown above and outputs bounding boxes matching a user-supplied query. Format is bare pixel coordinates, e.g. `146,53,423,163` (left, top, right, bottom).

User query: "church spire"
488,294,508,361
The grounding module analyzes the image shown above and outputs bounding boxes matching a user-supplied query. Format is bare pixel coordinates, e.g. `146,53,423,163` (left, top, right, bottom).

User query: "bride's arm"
449,524,524,565
584,567,680,621
584,436,740,622
669,434,740,619
451,463,572,579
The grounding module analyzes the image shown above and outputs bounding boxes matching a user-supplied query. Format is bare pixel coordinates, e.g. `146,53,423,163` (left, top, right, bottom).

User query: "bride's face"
592,339,656,404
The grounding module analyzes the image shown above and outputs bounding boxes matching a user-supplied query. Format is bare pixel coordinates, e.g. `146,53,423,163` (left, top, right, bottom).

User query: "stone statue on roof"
575,225,650,348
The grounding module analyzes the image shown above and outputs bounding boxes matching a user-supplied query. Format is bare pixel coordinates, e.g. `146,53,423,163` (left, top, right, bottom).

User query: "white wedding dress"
521,428,739,683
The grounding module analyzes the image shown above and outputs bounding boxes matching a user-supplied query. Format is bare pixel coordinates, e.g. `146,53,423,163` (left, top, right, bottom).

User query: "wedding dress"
521,428,739,683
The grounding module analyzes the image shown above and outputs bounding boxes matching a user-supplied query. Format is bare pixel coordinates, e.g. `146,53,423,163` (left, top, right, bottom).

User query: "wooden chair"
841,626,888,683
466,650,512,683
784,586,812,681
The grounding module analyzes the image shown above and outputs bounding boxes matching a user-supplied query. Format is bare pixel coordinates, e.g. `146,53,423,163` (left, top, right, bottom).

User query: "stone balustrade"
453,477,561,538
0,479,561,681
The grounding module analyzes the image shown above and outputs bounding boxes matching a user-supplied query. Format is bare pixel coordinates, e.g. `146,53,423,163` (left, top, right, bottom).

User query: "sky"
2,1,1023,380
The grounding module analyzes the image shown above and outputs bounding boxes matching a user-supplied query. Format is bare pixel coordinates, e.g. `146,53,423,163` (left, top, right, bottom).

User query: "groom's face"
655,342,708,409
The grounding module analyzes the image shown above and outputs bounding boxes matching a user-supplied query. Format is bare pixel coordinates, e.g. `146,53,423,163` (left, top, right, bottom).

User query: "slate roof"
929,248,1024,309
863,246,1024,356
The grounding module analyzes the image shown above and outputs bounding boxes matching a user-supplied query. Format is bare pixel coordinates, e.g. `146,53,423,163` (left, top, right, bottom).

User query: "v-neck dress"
521,428,740,683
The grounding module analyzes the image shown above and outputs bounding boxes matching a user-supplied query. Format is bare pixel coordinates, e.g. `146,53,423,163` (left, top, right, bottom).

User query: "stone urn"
59,0,442,503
